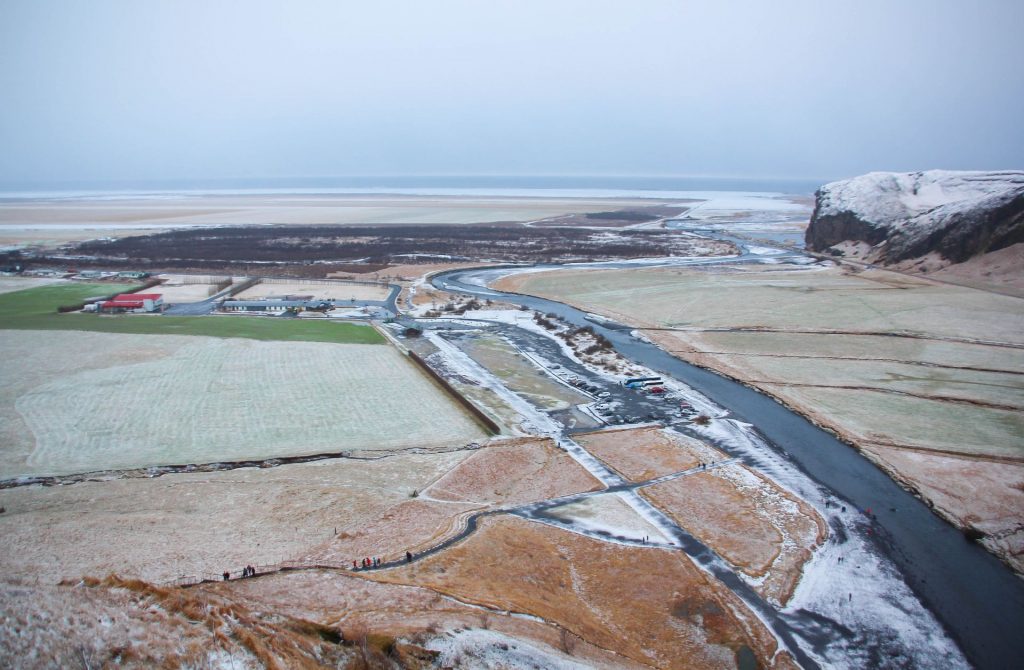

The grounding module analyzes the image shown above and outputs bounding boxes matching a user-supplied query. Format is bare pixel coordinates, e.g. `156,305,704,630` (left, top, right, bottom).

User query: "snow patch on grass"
424,627,592,670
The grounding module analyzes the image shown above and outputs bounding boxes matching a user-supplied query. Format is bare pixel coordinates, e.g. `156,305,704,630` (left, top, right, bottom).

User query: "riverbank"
491,261,1024,577
439,262,1024,668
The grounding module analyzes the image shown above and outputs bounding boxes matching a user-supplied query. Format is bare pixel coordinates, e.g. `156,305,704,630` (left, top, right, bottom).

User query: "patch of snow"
543,492,670,544
690,418,968,669
424,628,593,670
745,244,787,256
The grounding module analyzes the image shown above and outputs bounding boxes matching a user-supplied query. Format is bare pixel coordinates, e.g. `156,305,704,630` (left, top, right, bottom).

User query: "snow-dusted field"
502,261,1024,460
0,277,66,295
0,451,469,584
151,274,231,302
0,330,487,477
234,280,390,302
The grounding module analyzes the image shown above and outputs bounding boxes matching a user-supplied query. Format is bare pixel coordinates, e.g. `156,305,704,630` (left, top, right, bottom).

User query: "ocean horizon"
0,174,826,200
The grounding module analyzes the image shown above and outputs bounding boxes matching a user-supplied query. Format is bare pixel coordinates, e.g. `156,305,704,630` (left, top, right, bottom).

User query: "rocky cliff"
805,170,1024,264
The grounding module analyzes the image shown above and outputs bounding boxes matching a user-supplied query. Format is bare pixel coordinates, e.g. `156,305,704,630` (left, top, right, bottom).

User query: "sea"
0,175,825,200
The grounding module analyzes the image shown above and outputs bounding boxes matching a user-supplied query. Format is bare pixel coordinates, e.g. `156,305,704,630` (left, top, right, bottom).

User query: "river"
431,246,1024,670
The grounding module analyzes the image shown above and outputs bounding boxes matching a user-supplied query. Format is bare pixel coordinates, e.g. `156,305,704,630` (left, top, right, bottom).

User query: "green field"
0,283,383,344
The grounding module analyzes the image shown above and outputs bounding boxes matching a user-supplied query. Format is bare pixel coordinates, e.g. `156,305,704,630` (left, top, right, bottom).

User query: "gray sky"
1,0,1022,186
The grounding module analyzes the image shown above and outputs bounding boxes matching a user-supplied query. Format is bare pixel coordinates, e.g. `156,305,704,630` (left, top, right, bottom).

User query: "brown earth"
575,426,723,482
643,466,826,606
0,575,354,670
330,261,490,283
199,568,647,669
0,450,468,585
299,437,603,567
572,425,825,604
918,242,1024,298
370,515,797,670
423,437,603,506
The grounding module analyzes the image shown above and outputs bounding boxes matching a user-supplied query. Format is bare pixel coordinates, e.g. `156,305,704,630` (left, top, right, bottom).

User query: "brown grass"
425,437,603,505
371,515,792,669
86,575,347,669
643,467,825,605
575,426,723,481
301,438,601,567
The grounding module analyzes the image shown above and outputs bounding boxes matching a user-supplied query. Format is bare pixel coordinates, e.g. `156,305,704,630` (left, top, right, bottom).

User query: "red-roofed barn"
99,293,164,313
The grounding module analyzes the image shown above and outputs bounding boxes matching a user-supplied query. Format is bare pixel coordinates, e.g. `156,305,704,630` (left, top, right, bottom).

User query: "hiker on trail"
353,560,357,570
406,551,413,563
223,571,230,581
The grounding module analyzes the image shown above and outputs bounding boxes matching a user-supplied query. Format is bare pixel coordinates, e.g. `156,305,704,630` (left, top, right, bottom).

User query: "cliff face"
806,170,1024,264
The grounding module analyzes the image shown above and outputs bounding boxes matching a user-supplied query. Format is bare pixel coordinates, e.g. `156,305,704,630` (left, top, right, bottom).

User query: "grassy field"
1,330,486,476
502,264,1024,458
0,283,383,344
461,334,591,411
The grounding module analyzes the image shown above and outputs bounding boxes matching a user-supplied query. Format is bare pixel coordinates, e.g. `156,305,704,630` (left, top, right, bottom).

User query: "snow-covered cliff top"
808,170,1024,263
816,170,1024,227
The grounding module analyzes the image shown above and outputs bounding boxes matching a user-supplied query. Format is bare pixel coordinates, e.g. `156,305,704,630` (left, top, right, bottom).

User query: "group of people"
352,552,415,570
354,557,381,569
221,565,257,581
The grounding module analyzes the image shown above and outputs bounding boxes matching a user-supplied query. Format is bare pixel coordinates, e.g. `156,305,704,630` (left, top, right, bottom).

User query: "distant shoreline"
0,175,825,201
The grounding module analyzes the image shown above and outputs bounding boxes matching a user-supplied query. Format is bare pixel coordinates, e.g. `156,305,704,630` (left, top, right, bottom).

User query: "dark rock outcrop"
806,170,1024,264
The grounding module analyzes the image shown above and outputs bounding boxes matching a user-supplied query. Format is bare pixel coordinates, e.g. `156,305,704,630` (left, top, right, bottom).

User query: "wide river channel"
432,247,1024,670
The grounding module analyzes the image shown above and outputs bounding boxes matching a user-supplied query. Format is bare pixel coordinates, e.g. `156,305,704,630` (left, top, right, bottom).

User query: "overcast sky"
1,0,1022,186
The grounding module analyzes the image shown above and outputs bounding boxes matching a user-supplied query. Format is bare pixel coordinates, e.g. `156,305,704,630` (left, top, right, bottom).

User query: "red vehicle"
649,386,665,394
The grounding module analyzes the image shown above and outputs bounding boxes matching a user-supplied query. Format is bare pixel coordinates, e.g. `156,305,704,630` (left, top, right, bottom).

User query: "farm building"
99,293,164,313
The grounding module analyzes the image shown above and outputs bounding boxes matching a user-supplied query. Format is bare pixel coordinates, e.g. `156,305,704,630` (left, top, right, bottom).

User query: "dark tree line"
71,224,697,265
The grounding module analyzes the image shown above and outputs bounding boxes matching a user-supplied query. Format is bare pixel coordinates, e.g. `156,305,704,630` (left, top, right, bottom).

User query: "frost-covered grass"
234,280,389,301
0,330,484,476
461,334,590,411
502,263,1024,342
0,276,66,295
0,451,468,584
505,264,1024,460
0,283,383,344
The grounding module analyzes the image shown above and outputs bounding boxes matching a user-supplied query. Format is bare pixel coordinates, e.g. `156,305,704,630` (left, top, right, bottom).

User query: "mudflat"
0,193,668,245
